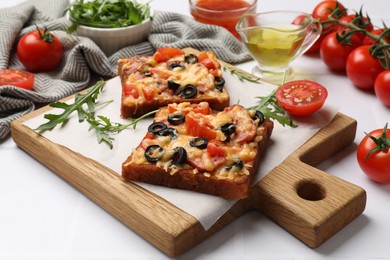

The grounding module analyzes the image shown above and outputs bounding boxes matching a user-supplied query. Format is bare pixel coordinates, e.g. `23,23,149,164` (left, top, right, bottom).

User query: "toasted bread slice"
122,102,273,199
118,48,230,118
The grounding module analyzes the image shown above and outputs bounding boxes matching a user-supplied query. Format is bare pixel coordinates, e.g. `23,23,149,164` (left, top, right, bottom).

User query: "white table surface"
1,0,390,259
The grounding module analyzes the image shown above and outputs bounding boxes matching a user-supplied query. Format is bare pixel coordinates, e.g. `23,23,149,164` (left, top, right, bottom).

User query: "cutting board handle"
249,113,366,248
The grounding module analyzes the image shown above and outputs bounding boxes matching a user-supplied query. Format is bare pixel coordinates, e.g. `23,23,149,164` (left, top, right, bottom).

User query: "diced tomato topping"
123,83,139,98
207,140,226,157
142,85,156,100
185,112,217,140
153,47,184,63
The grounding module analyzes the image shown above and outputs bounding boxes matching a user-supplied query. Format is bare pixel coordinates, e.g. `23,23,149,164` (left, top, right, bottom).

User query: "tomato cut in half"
275,80,328,117
0,69,34,90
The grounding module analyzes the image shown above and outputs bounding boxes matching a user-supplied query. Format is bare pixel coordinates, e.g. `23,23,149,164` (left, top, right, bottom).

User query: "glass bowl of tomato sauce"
189,0,257,39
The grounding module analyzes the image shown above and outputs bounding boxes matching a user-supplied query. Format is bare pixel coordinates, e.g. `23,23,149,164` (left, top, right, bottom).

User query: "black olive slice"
184,54,198,64
214,76,225,92
253,110,265,126
220,123,236,136
168,80,181,91
159,127,179,139
168,62,185,70
225,158,244,170
189,137,208,149
168,113,185,125
144,145,164,162
171,146,187,165
148,122,167,135
180,84,198,98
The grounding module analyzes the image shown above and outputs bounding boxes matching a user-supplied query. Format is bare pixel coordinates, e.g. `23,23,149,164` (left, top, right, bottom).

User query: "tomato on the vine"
320,31,361,71
334,14,373,40
362,28,390,45
312,0,347,33
374,70,390,107
17,26,62,73
275,80,328,117
346,45,384,90
357,124,390,183
0,69,34,90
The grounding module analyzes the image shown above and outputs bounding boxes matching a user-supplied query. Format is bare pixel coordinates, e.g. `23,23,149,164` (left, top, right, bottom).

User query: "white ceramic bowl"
75,15,153,56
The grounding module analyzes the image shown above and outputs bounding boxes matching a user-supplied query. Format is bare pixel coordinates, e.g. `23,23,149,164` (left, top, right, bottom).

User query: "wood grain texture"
10,55,366,256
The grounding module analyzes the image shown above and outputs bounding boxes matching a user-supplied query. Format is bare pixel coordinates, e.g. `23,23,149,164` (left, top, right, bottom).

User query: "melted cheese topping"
128,103,267,180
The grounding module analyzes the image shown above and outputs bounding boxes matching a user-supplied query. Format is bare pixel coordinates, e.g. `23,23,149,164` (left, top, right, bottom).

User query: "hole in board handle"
296,179,326,201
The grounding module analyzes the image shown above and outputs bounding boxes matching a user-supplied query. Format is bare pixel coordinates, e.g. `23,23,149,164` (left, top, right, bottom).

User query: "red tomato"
207,140,226,157
142,85,155,100
197,51,218,70
153,47,184,63
357,124,390,183
275,80,328,117
320,31,361,71
305,33,326,55
123,83,139,98
374,70,390,107
334,14,373,40
185,112,217,140
0,69,34,90
362,28,390,45
17,27,62,73
346,45,384,90
223,105,257,144
312,0,347,33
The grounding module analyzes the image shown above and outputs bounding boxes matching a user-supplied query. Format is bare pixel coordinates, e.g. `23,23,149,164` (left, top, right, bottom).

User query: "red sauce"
190,0,256,39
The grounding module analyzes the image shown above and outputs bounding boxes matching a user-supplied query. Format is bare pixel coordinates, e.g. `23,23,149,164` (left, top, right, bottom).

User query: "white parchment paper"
24,72,338,230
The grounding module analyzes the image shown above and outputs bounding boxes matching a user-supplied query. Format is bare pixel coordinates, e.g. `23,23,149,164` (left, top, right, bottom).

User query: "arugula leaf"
36,80,105,131
36,79,156,149
249,90,297,127
222,66,261,83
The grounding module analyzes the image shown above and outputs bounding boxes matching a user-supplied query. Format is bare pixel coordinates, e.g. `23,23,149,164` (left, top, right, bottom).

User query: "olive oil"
244,25,305,68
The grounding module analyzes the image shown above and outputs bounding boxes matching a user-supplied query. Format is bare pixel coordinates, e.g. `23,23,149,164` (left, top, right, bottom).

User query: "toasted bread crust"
122,119,273,199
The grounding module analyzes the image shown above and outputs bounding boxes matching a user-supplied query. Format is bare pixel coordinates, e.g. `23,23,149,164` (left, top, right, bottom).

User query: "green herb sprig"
222,65,296,127
36,80,155,149
66,0,151,33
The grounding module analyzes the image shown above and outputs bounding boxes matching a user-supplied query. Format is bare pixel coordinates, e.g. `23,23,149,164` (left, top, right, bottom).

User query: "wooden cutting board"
10,64,366,257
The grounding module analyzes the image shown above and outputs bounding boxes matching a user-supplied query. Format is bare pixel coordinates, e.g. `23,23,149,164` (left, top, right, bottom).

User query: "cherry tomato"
362,28,390,45
346,45,384,90
334,14,373,40
320,31,361,71
17,27,62,73
275,80,328,117
374,70,390,107
312,0,347,34
0,69,34,90
153,47,184,63
357,124,390,183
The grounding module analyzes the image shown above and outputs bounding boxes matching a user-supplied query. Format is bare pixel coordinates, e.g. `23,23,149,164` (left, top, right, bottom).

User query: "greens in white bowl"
67,0,152,32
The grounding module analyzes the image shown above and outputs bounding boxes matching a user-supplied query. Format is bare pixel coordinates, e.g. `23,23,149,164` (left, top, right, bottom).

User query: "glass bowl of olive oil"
236,11,321,83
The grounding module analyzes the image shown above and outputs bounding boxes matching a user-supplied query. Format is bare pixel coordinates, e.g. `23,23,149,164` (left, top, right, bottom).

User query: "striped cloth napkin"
0,0,252,140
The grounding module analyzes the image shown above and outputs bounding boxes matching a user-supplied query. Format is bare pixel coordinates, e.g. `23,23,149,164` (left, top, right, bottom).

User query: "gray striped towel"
0,0,252,140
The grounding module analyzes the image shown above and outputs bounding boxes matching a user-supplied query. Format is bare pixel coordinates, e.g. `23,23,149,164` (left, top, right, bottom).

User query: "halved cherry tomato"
185,112,217,140
275,80,328,117
153,47,184,63
0,69,34,90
